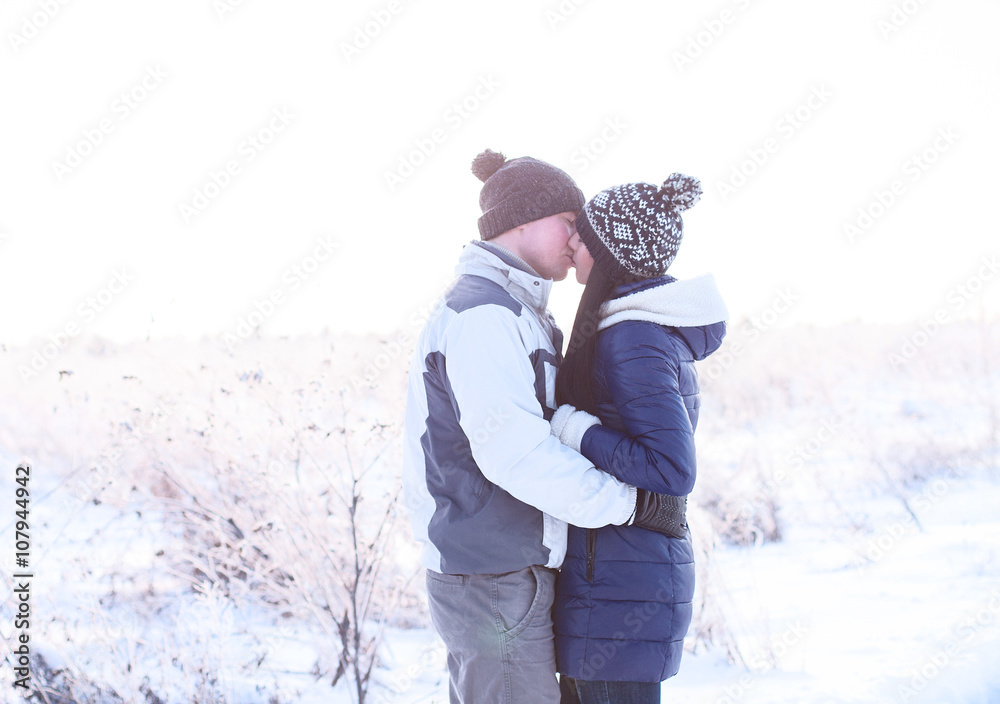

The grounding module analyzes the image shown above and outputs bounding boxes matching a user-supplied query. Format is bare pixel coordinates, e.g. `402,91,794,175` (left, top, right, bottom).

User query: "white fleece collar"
598,273,729,330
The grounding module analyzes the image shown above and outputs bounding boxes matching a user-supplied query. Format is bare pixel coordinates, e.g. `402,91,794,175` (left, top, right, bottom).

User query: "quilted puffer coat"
554,274,727,683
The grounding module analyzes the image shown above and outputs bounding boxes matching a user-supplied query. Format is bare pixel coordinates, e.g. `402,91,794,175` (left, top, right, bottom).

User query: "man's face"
516,211,578,281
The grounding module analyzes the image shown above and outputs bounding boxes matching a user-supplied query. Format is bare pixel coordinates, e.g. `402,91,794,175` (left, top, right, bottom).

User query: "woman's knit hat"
472,149,585,241
576,173,703,281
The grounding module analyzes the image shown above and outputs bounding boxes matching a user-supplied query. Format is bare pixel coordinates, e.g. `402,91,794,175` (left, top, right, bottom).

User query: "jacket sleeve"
442,305,635,528
579,322,697,496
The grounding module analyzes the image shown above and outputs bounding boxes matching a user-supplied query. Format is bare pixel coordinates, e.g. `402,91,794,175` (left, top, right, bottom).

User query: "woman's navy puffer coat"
554,276,726,683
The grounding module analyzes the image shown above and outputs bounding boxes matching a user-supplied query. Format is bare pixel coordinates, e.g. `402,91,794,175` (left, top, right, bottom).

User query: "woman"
549,174,728,703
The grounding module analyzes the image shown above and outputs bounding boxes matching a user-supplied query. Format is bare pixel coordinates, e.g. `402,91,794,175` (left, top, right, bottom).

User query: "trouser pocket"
496,565,555,642
427,567,560,703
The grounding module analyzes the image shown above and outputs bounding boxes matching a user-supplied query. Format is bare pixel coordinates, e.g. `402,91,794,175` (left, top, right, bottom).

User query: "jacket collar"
598,273,729,360
456,241,552,312
474,240,540,278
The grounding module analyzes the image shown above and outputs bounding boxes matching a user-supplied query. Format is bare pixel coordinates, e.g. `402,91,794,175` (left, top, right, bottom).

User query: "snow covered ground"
371,475,1000,704
1,322,998,703
670,476,1000,704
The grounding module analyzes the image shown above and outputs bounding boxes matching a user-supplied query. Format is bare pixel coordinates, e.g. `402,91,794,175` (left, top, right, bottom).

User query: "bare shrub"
696,451,783,547
143,357,414,704
686,506,748,667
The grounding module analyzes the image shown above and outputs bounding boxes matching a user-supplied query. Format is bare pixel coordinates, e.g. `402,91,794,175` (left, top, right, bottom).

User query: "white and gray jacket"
402,242,635,575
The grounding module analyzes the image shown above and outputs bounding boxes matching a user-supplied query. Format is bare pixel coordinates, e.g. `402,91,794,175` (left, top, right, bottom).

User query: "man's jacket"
402,242,634,575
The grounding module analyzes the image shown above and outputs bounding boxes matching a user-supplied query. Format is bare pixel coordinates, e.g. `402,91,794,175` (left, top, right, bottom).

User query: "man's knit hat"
472,149,585,241
576,173,702,281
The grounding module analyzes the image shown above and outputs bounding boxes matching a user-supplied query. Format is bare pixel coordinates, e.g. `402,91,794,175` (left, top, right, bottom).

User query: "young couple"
401,149,728,704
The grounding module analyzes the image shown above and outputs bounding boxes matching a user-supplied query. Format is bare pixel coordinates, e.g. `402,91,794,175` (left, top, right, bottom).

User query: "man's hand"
629,489,688,539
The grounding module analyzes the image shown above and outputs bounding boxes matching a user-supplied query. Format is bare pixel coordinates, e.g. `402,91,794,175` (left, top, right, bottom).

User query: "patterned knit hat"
576,173,702,281
472,149,585,241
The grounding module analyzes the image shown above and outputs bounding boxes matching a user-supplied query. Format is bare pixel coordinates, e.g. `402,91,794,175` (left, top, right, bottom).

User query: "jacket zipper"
585,529,596,582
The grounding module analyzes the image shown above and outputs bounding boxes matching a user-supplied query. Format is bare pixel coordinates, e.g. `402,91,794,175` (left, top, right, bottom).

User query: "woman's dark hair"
555,264,617,414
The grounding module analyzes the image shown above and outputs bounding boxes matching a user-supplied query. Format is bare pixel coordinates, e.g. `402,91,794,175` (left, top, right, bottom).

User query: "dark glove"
630,489,688,539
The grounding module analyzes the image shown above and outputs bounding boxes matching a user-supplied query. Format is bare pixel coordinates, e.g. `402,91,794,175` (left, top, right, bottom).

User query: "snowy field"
1,320,998,703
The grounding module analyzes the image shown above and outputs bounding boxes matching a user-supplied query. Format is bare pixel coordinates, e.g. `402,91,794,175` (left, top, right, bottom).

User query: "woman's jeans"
559,674,660,704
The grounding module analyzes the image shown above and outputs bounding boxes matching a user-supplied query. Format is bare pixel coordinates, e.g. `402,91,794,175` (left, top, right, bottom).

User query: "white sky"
2,0,999,348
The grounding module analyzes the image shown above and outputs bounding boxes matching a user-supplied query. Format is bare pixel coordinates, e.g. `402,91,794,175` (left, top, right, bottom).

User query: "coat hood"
598,274,728,360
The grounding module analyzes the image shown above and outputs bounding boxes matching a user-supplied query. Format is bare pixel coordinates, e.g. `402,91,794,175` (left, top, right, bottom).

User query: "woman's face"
569,231,594,285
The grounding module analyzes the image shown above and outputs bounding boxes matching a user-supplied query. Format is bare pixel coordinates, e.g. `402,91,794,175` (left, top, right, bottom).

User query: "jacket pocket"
585,529,596,582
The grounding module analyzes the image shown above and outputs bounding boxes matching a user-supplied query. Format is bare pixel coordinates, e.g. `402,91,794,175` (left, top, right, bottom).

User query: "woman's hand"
550,404,601,453
628,490,688,538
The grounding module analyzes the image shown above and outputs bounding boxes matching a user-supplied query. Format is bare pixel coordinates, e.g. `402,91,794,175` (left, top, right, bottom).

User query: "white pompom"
659,173,702,212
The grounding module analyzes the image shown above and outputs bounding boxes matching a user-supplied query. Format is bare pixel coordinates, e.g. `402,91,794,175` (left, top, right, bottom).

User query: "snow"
671,477,1000,703
2,322,999,703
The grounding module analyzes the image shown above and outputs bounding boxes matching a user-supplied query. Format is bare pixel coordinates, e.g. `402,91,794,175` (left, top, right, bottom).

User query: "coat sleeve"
442,305,635,528
579,322,697,496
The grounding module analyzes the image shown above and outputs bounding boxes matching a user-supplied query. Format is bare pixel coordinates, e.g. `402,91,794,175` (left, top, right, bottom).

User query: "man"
401,149,674,703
